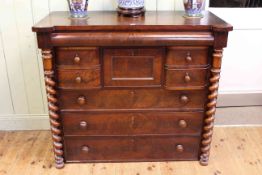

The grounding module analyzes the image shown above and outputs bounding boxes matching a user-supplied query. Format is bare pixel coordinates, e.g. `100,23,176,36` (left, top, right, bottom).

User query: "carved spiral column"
200,49,223,166
42,50,64,169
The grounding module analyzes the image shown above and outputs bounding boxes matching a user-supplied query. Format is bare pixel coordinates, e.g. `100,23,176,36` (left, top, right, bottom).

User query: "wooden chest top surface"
32,11,232,32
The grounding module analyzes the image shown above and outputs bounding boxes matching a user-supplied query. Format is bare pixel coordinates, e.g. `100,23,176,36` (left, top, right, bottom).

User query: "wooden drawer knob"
79,121,88,129
77,96,86,105
81,145,89,153
184,73,191,83
176,145,184,152
130,91,135,95
180,95,189,104
75,76,82,83
74,54,81,64
178,120,187,128
186,52,192,62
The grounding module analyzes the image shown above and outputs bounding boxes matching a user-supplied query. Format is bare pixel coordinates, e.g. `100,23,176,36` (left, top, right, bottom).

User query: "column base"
200,154,209,166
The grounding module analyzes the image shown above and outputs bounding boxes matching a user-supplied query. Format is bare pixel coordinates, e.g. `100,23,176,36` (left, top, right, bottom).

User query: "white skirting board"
217,92,262,107
0,115,50,130
0,106,261,130
215,106,262,126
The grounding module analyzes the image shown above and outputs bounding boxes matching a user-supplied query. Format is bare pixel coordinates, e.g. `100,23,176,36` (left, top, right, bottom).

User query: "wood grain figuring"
56,47,100,68
103,48,163,87
0,128,262,175
50,32,214,47
62,111,204,136
58,89,207,110
165,67,209,90
64,136,200,162
33,11,232,168
166,46,210,68
57,68,101,89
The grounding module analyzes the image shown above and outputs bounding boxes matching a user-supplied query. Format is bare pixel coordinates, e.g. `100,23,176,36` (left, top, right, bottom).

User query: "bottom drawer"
64,136,200,162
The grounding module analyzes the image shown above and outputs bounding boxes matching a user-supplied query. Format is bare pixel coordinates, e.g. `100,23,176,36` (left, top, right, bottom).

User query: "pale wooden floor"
0,127,262,175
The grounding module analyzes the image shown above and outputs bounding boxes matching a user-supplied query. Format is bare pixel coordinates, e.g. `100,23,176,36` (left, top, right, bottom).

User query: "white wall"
205,2,262,93
0,0,261,130
207,8,262,94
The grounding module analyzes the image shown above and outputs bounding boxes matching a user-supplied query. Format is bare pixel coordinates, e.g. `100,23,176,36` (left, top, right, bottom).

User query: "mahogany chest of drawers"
32,11,232,168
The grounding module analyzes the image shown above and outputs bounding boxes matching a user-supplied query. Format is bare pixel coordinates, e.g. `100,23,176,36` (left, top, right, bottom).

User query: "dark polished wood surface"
50,32,215,47
103,48,164,87
166,46,210,67
33,11,232,168
32,11,232,32
58,89,207,110
64,135,200,162
62,111,204,136
56,47,100,68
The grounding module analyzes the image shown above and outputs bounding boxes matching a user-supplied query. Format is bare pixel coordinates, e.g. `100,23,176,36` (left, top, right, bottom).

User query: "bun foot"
200,154,209,166
55,162,65,169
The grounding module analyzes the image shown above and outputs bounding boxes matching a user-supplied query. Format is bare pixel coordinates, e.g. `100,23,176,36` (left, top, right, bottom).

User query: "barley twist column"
42,49,64,169
200,49,223,166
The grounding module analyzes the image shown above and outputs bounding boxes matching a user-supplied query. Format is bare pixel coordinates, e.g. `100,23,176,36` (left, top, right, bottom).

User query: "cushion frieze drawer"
56,47,99,68
166,46,210,68
57,68,101,89
62,111,204,136
58,89,207,110
64,136,200,162
165,67,209,90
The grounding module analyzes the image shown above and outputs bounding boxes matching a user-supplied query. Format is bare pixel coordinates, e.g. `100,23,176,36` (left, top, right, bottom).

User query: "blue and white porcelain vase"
67,0,89,18
118,0,144,9
183,0,205,17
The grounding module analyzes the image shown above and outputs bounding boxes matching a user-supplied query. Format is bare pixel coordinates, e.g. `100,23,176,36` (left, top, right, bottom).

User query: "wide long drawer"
58,89,207,110
62,111,204,136
64,136,200,162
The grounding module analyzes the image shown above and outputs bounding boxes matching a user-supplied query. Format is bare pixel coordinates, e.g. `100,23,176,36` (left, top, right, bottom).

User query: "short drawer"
62,111,204,136
57,68,101,89
165,67,209,90
56,47,99,68
64,136,200,162
59,89,207,110
166,46,209,67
